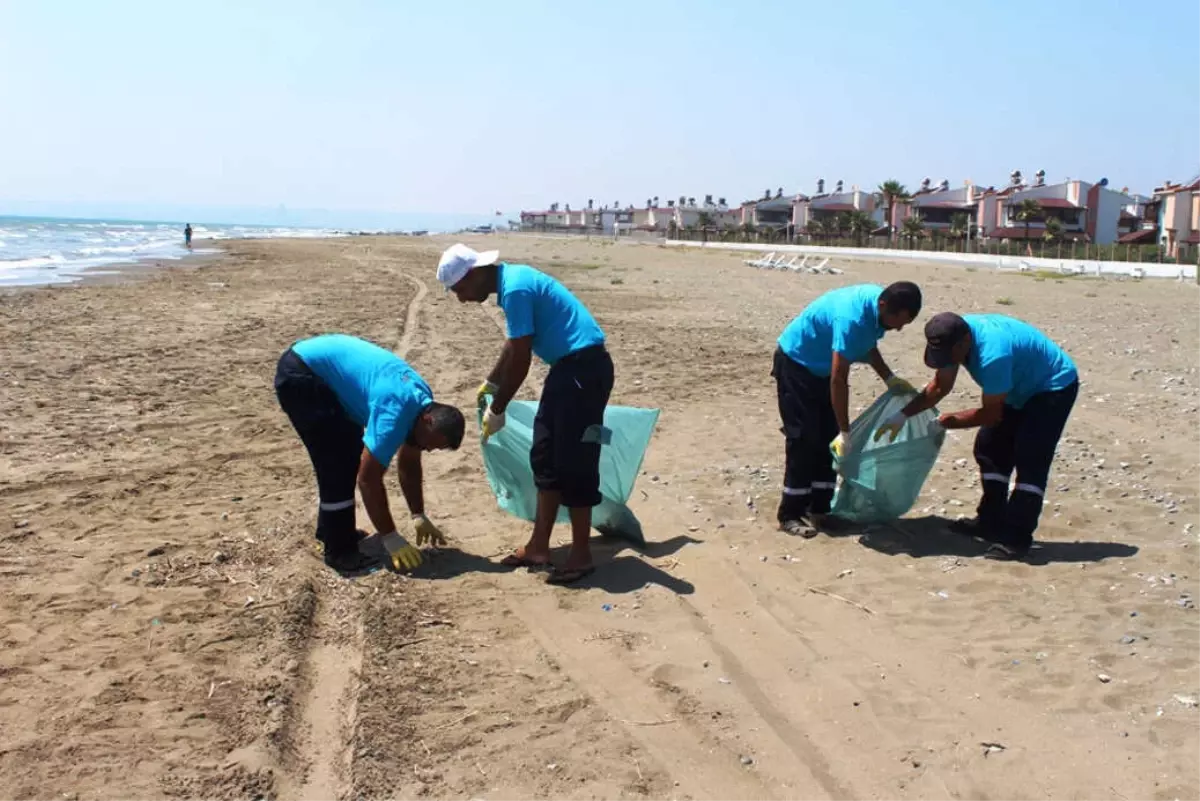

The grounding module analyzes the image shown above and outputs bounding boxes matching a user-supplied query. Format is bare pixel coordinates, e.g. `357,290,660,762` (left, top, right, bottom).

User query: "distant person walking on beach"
773,282,923,538
184,224,193,249
875,312,1078,560
437,243,613,585
274,334,465,575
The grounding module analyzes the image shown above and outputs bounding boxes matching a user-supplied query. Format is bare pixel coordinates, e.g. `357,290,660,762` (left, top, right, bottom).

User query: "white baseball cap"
436,243,500,290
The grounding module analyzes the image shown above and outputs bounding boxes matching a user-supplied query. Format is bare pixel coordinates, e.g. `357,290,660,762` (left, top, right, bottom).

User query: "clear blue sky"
1,0,1196,225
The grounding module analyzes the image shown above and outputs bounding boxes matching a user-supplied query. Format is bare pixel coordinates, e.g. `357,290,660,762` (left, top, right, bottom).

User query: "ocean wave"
0,217,346,286
0,253,67,269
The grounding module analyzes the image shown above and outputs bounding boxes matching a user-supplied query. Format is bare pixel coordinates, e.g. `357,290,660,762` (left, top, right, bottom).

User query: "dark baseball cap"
924,312,971,368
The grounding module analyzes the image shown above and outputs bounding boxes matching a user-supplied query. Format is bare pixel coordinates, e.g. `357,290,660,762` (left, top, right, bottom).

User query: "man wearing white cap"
436,244,613,585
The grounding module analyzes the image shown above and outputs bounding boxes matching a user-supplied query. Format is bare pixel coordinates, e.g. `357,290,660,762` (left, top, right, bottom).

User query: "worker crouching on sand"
874,312,1079,560
274,334,465,575
773,282,923,538
437,244,614,586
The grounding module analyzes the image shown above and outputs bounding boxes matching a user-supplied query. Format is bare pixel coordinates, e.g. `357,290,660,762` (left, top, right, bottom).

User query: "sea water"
0,216,347,287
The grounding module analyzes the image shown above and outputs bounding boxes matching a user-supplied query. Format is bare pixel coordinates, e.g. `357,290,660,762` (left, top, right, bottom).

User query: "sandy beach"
1,234,1197,800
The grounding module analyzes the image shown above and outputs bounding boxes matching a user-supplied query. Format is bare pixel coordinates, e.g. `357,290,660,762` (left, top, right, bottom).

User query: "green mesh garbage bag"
478,398,660,545
830,388,946,523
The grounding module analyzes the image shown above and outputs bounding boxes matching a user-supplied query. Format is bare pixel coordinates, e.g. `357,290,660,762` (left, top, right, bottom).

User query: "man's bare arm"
489,336,533,414
901,366,959,417
865,347,895,383
485,346,510,388
830,351,853,433
356,449,396,535
395,444,424,517
939,393,1006,430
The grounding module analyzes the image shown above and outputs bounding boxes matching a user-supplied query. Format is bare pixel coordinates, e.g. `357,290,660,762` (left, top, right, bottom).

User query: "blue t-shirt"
291,334,433,467
963,314,1078,409
496,263,606,365
777,284,885,377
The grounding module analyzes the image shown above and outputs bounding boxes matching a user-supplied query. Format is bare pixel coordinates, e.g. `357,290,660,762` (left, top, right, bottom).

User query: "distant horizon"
0,201,508,231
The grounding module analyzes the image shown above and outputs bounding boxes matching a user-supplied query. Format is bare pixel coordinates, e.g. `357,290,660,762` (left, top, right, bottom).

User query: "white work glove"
411,514,446,548
482,406,506,442
873,411,907,443
380,531,423,571
476,380,498,409
830,432,852,460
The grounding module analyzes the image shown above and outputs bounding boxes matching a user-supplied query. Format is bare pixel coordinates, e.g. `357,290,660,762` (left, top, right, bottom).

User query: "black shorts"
530,345,615,508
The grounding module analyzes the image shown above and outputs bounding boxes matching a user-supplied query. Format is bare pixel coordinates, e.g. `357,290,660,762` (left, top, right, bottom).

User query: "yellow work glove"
411,514,446,548
886,375,917,395
482,407,506,443
476,380,498,409
873,411,907,443
380,531,423,571
830,431,852,460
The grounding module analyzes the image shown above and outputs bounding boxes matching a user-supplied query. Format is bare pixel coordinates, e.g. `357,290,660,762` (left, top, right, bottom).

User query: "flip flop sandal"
500,553,551,569
545,566,595,586
780,520,818,539
984,543,1025,561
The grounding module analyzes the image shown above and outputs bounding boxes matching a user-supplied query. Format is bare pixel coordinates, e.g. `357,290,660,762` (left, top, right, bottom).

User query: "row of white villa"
520,171,1200,253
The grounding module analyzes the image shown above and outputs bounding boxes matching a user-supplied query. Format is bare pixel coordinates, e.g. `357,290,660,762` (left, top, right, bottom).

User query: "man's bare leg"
562,506,594,571
527,488,561,559
500,489,559,567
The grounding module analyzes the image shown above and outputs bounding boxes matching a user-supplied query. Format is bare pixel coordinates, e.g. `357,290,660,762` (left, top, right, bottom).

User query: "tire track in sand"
282,265,428,801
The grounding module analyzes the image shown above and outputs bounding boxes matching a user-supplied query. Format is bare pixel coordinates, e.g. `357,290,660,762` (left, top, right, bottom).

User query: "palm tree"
847,210,874,246
740,221,757,242
817,216,839,240
667,219,679,239
1043,216,1062,243
696,211,715,242
1015,198,1042,242
832,213,850,242
949,212,969,240
877,180,911,243
901,213,926,248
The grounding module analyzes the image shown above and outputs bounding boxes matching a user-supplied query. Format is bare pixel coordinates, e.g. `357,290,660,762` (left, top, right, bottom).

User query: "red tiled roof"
917,201,974,209
1117,229,1158,244
1187,231,1200,244
986,226,1087,241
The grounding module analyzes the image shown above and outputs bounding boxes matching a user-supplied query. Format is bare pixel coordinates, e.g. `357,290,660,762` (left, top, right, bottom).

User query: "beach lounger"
745,251,776,268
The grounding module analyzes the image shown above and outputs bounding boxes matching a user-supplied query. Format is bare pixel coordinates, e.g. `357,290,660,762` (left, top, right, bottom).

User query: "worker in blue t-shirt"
876,312,1079,560
773,282,923,537
437,243,612,586
274,334,465,575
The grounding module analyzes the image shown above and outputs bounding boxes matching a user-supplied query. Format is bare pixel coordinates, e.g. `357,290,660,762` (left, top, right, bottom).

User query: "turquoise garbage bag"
830,389,945,523
478,398,660,545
